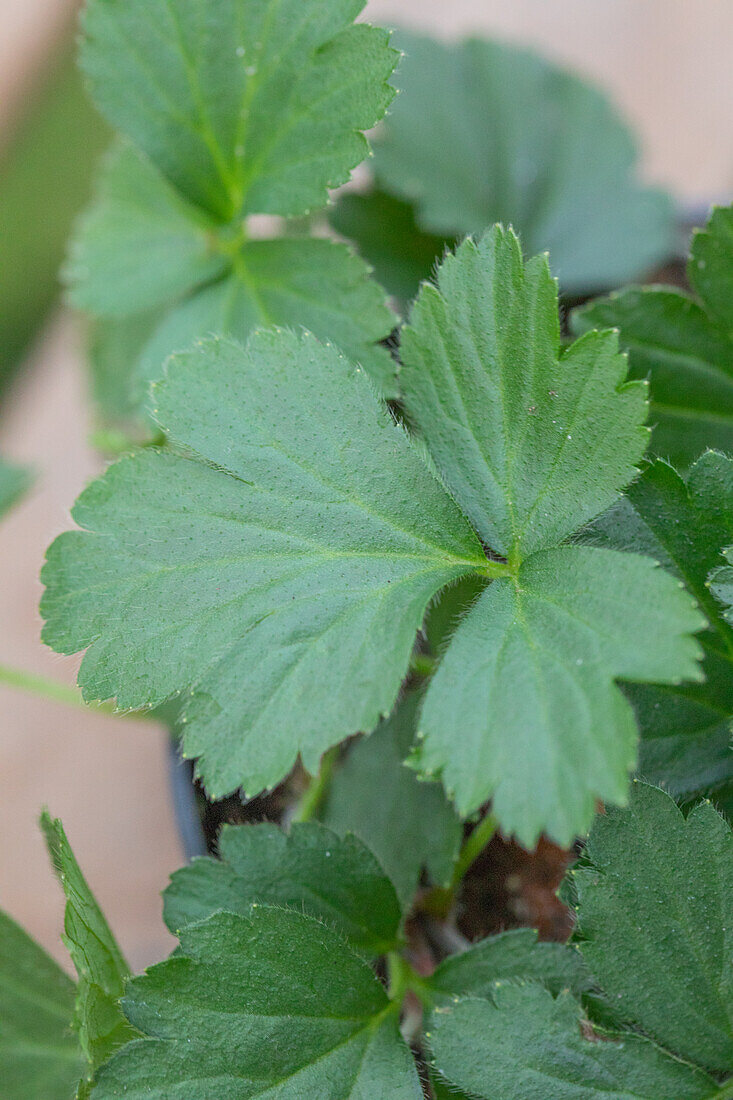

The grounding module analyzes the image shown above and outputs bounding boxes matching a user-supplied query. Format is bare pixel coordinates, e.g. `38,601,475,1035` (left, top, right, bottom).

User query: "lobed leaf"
42,329,484,800
163,820,402,956
80,0,398,222
92,908,421,1098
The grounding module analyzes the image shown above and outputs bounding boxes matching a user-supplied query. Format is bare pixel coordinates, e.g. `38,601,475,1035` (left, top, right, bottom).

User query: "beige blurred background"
1,0,731,973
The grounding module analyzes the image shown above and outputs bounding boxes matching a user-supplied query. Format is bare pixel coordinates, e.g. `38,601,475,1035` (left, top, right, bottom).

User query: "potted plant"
1,1,732,1097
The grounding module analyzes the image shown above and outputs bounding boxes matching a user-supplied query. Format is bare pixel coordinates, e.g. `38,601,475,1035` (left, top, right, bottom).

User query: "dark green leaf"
41,330,484,801
320,691,461,909
428,985,716,1100
163,821,401,956
573,782,733,1074
0,910,81,1100
92,909,421,1098
81,0,397,222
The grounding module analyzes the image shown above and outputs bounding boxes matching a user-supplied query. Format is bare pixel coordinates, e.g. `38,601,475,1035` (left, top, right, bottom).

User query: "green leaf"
92,908,421,1099
41,813,136,1089
400,229,650,560
573,782,733,1074
0,909,81,1100
573,204,733,465
344,32,673,296
80,0,397,222
320,690,462,909
584,453,733,802
329,189,452,304
428,985,717,1100
163,820,401,956
41,329,485,800
87,313,165,429
426,927,589,1003
66,144,226,317
414,544,704,846
0,457,32,518
135,238,397,399
711,550,733,626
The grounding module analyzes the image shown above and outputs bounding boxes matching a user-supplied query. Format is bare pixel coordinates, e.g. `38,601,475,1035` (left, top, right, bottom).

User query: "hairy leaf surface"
400,229,650,559
414,546,703,844
574,204,733,464
92,909,421,1098
320,690,461,909
428,985,716,1100
81,0,397,222
573,782,733,1074
163,821,401,955
42,330,483,799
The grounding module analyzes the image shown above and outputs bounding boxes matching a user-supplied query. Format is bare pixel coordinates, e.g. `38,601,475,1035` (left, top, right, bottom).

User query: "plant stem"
292,745,339,823
450,811,498,890
0,662,143,720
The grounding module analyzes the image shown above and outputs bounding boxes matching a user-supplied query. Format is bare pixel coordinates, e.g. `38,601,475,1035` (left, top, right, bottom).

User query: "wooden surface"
1,0,731,971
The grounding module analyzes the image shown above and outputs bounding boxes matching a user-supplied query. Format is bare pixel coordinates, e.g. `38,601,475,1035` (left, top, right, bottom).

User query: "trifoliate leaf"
573,782,733,1074
66,144,227,317
41,812,136,1090
428,985,717,1100
336,32,674,298
414,545,703,844
426,928,589,1003
135,238,397,398
0,910,81,1100
320,690,461,909
400,229,650,560
573,204,733,465
163,821,401,956
330,189,451,305
710,550,733,626
41,329,485,801
80,0,398,222
584,453,733,802
92,908,422,1099
0,457,31,518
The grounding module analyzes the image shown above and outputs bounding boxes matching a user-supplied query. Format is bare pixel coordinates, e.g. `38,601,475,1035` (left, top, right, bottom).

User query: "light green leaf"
426,927,589,1003
0,910,81,1100
400,229,650,559
573,782,733,1074
136,237,397,398
573,204,733,465
0,457,32,518
87,313,164,429
66,144,226,317
41,813,136,1089
163,821,401,956
329,189,451,304
414,545,703,845
346,32,674,296
428,985,717,1100
92,908,421,1099
80,0,397,222
41,329,484,800
584,453,733,802
320,690,461,909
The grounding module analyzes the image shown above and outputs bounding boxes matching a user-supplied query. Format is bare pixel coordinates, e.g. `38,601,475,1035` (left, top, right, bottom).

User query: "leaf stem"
451,811,498,890
293,745,340,823
0,662,146,720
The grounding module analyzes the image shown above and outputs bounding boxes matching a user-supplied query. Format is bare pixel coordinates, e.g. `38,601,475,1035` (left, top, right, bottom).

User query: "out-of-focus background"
1,0,731,972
